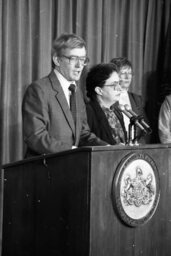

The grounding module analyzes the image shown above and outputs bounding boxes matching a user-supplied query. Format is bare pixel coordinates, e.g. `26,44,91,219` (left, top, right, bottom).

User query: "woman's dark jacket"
86,100,127,145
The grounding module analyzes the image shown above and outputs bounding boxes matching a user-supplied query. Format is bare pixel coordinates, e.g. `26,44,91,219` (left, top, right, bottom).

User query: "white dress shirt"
119,90,131,132
54,69,76,107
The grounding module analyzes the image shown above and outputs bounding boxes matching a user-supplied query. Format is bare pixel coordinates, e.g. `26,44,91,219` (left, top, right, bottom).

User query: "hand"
119,143,126,146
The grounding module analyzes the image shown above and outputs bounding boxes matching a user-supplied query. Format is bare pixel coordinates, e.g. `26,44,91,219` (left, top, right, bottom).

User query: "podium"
1,144,171,256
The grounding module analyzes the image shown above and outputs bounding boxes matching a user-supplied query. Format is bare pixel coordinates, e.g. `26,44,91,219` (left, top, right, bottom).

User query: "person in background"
158,94,171,143
86,63,127,145
110,57,150,143
22,33,108,157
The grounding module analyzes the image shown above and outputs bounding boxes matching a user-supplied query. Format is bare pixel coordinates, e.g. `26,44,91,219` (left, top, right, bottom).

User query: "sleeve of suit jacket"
158,95,171,144
22,81,75,155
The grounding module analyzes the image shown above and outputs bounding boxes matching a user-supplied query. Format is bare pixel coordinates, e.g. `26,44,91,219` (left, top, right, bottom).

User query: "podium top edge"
1,143,170,169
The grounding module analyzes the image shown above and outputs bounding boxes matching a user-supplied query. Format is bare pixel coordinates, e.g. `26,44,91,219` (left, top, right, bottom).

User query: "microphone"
124,104,152,134
118,104,132,118
118,104,147,133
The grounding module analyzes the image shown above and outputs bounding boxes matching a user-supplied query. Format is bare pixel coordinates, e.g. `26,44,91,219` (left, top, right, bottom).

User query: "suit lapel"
48,71,76,136
128,92,139,113
91,101,115,142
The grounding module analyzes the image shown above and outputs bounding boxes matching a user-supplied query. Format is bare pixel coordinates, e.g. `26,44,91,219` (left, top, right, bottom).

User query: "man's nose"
75,59,82,67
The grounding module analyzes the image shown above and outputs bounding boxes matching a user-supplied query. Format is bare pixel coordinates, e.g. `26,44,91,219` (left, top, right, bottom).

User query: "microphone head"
124,104,131,111
118,104,133,118
118,104,125,111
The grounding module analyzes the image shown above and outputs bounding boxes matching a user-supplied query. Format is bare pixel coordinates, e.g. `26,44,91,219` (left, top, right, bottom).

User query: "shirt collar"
54,69,76,90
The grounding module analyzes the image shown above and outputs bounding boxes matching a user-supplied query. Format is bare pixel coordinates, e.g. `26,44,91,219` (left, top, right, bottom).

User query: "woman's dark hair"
110,57,132,71
86,63,118,100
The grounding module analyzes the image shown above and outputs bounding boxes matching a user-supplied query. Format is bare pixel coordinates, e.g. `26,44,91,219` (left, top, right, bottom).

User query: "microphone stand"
128,116,140,146
128,122,133,146
118,104,150,145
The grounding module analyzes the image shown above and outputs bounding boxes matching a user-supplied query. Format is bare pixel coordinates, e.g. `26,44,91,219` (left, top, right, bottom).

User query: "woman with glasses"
110,57,150,143
86,63,127,145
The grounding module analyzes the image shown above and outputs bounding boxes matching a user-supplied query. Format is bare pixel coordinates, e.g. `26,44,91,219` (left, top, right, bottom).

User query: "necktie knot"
69,84,76,93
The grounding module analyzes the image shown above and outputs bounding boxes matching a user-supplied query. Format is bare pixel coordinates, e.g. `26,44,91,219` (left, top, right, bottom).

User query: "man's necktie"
69,84,76,124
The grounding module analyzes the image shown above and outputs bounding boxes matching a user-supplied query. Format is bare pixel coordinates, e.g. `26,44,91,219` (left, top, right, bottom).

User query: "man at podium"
22,33,107,157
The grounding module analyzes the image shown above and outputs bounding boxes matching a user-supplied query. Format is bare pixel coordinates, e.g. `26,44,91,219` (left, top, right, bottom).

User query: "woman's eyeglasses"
104,82,121,91
120,72,134,76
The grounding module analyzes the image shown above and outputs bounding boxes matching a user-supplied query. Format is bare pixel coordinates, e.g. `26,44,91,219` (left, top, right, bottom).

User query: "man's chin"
72,75,81,81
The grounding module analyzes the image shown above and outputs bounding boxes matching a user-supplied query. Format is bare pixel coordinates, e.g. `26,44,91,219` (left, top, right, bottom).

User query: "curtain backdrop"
0,0,171,165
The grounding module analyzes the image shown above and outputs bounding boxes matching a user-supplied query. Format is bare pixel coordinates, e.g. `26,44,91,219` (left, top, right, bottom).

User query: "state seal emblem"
112,153,160,227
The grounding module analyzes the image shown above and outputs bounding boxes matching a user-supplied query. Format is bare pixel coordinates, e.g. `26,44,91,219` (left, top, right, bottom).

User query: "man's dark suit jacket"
86,100,127,145
128,92,144,117
22,71,107,157
127,92,150,143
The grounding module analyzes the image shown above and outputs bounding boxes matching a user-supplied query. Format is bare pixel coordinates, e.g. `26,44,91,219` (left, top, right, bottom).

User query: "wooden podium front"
1,144,171,256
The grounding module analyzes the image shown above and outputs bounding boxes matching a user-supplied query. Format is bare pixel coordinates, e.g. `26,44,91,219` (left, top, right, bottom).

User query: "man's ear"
95,86,103,96
52,55,60,66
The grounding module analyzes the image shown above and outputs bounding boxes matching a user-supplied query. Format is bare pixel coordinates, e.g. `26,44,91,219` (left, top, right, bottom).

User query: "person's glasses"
104,82,121,91
120,71,134,76
61,55,89,66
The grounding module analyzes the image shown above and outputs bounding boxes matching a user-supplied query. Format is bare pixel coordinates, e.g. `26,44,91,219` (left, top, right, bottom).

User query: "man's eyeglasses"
104,82,121,91
61,55,89,66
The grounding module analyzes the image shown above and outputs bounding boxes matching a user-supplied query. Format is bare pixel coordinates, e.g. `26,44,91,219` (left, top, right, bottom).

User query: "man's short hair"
52,33,87,58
